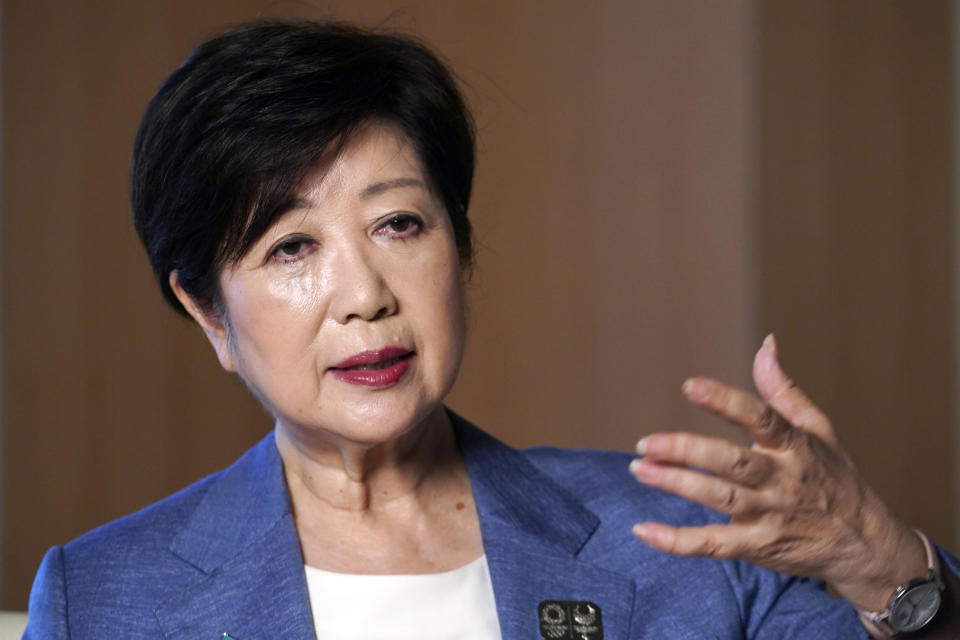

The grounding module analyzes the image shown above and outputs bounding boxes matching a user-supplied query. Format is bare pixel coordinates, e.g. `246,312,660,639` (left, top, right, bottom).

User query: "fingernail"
630,459,658,481
682,378,707,402
763,333,777,352
635,437,648,455
632,523,658,542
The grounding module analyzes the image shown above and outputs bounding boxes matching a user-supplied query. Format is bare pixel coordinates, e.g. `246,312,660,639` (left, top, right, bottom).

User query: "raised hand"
629,334,926,613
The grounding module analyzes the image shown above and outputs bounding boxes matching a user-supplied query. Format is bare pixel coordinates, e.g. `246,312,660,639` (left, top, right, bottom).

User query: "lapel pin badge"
221,634,240,640
539,600,603,640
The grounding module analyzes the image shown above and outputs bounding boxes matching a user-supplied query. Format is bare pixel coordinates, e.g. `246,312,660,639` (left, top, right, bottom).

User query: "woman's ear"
168,271,237,372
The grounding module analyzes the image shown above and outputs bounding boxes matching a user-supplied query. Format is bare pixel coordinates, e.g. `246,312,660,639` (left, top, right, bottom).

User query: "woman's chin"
276,401,448,451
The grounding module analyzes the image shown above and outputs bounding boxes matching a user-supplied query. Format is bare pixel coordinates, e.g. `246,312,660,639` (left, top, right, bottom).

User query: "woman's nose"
328,246,398,324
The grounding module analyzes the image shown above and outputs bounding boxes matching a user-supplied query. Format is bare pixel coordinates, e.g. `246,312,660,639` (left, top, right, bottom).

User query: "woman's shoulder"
520,444,721,529
25,469,225,636
57,432,280,582
452,414,719,529
26,434,284,636
65,469,220,560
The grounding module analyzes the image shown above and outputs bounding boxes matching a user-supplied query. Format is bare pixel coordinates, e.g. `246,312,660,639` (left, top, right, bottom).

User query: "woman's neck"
274,405,458,512
276,407,482,574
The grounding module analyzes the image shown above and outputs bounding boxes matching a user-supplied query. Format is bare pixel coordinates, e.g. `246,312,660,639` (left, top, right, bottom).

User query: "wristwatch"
858,529,944,637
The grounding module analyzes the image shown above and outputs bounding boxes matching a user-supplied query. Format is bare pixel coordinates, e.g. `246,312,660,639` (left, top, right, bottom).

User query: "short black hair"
131,19,476,317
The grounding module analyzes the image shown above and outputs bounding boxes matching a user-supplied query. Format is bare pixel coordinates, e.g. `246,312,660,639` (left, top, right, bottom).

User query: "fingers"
683,334,837,448
636,432,775,487
632,521,750,559
682,377,797,449
630,458,777,516
631,335,861,582
752,334,836,443
631,432,780,516
632,520,822,575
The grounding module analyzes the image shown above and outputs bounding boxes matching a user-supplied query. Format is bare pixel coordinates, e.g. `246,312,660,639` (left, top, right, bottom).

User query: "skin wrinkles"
264,257,324,315
172,121,468,512
630,339,933,617
170,121,481,575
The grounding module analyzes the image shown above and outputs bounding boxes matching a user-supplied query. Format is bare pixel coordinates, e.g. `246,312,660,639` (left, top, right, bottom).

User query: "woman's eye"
377,214,422,238
269,237,315,263
280,241,304,255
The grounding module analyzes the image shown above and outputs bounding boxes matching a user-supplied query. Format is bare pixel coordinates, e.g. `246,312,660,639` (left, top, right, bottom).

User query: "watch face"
890,581,942,633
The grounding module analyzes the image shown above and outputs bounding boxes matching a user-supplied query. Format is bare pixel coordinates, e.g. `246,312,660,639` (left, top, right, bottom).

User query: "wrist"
856,529,944,638
841,493,928,610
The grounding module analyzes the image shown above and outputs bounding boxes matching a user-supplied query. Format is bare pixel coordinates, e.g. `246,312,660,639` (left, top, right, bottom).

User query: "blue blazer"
25,415,950,639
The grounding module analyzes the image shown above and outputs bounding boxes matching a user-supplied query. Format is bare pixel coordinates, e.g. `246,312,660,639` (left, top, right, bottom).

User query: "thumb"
752,334,836,444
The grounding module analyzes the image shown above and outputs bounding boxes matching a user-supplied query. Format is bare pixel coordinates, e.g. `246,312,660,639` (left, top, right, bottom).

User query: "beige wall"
1,0,954,609
755,1,956,548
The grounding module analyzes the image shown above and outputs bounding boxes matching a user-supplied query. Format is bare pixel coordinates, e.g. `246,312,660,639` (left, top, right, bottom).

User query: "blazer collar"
157,417,635,639
158,433,315,639
167,415,605,571
454,414,599,555
169,433,291,572
455,414,636,640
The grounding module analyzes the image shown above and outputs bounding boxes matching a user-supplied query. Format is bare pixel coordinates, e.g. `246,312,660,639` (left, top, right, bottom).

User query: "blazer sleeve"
22,546,70,640
745,541,960,639
937,541,960,582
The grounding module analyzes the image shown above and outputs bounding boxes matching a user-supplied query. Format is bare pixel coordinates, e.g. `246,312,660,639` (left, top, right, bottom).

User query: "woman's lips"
330,347,413,388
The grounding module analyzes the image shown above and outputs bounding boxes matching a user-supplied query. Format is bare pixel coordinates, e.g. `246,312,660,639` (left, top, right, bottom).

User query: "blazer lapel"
456,417,636,640
154,418,636,639
155,434,316,640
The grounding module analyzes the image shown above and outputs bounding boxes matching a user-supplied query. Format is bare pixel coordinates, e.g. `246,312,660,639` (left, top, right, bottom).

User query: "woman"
24,19,959,639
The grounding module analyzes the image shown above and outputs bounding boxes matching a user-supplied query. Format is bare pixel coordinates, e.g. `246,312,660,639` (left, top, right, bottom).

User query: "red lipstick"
330,346,413,388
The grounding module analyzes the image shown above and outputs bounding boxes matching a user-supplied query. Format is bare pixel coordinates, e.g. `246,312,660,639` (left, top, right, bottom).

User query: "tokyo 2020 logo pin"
538,600,603,639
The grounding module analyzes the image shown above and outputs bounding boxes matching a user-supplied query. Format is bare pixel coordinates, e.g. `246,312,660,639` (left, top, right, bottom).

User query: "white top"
304,555,503,640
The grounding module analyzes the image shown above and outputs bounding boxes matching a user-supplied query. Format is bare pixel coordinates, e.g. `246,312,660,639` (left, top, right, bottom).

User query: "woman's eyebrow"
287,197,310,211
359,177,425,199
270,197,312,221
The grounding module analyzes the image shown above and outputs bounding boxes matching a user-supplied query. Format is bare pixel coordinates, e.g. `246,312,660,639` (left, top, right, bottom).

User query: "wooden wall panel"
1,0,756,608
756,1,956,545
2,0,954,612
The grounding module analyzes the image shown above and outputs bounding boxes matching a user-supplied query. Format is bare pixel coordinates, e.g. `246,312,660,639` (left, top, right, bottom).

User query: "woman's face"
194,122,466,446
